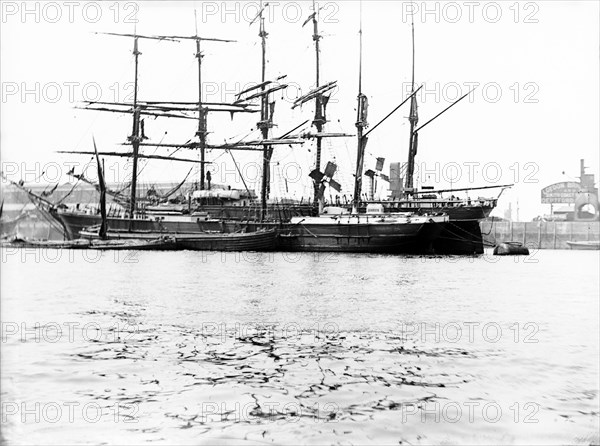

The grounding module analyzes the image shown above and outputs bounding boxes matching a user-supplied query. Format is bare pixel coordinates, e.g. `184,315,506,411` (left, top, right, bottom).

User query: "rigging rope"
56,158,94,205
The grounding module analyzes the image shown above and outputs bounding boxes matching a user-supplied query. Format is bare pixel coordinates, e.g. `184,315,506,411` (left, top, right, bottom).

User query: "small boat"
80,227,278,252
1,237,91,249
1,236,177,251
173,229,278,251
493,241,530,256
566,241,600,250
88,237,177,251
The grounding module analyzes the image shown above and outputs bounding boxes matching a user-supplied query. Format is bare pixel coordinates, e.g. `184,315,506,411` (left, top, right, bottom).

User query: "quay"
481,220,600,250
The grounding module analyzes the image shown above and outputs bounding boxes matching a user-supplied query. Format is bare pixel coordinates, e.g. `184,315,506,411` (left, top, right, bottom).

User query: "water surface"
1,249,598,444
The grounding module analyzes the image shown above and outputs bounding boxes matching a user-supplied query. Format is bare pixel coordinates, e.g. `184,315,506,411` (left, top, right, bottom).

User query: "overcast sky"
1,1,599,219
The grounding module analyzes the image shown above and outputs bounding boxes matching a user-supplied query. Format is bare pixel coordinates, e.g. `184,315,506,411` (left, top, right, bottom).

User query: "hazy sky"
1,0,599,219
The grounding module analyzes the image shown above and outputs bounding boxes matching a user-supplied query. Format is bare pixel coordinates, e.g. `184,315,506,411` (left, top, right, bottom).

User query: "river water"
1,248,598,445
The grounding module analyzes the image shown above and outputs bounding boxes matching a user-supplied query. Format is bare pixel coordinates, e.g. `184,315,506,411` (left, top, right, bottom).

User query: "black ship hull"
53,202,488,254
278,214,446,254
362,200,495,255
57,209,444,254
52,205,315,240
434,220,485,255
279,224,435,254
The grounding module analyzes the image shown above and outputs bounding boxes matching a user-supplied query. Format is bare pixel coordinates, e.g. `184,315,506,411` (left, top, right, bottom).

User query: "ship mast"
164,13,235,191
404,13,418,194
195,11,208,190
402,16,473,194
352,3,368,213
59,31,236,215
92,137,107,240
310,0,325,208
87,31,180,222
257,1,273,221
129,35,141,221
134,25,235,194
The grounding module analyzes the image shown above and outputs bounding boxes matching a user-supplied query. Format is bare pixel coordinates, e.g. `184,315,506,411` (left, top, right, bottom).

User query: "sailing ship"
46,18,285,248
52,11,313,245
0,173,70,239
280,4,447,253
29,4,447,254
359,15,510,254
0,140,177,250
77,138,276,251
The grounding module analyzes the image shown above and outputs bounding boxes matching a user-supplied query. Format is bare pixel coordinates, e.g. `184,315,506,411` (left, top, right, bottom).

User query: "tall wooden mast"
352,3,368,213
310,0,325,207
170,15,235,190
93,31,179,222
404,13,418,194
257,1,273,221
194,11,208,190
129,35,141,221
142,24,234,193
402,15,474,193
115,27,235,198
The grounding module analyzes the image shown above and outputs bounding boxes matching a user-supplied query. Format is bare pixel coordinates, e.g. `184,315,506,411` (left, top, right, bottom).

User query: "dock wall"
480,221,600,249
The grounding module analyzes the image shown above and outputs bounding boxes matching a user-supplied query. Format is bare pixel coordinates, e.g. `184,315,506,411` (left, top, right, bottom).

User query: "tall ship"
9,4,449,254
52,20,307,240
358,15,510,254
281,4,447,253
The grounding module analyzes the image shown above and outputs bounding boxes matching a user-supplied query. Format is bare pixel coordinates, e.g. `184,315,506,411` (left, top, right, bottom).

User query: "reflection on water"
1,249,599,444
